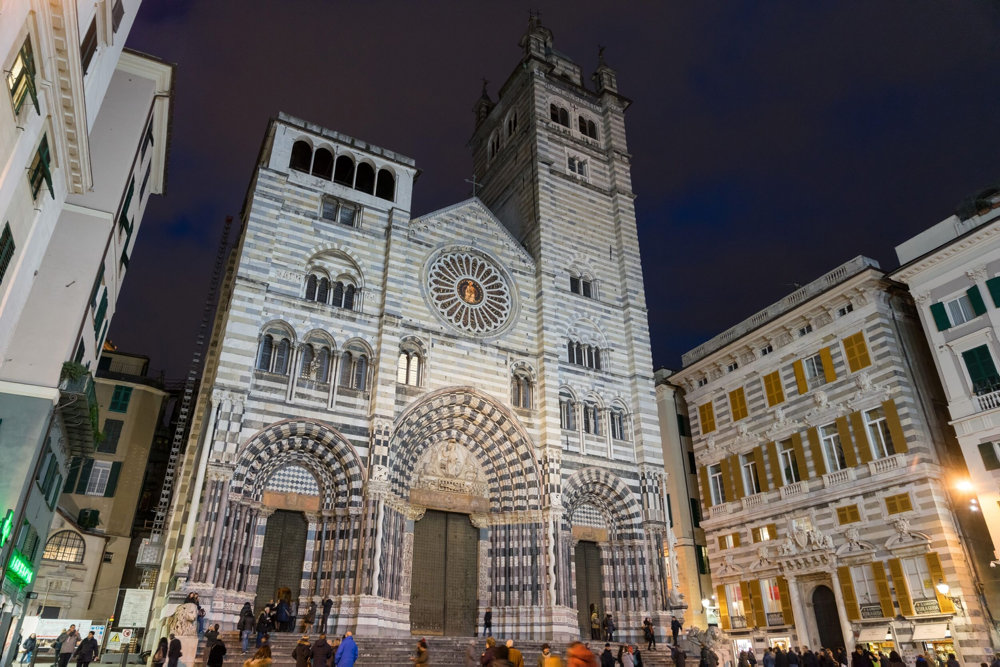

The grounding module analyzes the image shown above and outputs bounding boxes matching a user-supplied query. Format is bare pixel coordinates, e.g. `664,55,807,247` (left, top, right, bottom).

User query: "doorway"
255,510,308,612
575,541,603,638
410,510,478,636
812,585,845,650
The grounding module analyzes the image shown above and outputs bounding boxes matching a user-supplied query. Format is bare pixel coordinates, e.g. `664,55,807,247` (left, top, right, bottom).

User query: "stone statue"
167,603,198,638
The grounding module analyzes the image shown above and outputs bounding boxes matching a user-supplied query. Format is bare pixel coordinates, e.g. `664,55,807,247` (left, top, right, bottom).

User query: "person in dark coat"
312,634,333,667
256,607,274,648
292,636,312,667
275,600,292,632
167,634,182,667
671,616,681,646
205,624,220,652
410,638,429,665
75,632,99,667
788,648,800,667
599,643,615,667
480,637,496,666
775,648,790,667
643,618,656,651
850,648,873,667
238,603,255,653
802,649,818,667
20,634,37,664
483,607,493,637
603,614,616,643
207,638,227,667
671,646,686,667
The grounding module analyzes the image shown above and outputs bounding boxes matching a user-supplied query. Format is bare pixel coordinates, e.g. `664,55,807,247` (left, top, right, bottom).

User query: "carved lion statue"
168,603,198,637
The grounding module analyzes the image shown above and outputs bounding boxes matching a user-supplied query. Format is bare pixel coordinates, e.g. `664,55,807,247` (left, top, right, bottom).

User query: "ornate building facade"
152,18,671,641
672,257,996,665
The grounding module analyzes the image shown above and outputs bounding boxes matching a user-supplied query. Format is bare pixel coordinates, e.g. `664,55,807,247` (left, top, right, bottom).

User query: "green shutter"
962,345,1000,393
104,462,122,497
63,457,81,493
75,458,94,494
930,302,951,331
980,443,1000,471
986,277,1000,307
968,285,987,316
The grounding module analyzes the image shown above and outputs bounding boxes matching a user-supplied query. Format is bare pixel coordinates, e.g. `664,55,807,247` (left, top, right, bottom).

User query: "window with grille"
43,531,85,563
98,419,124,454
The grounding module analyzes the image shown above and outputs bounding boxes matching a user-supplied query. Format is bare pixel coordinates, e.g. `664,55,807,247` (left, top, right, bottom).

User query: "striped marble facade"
673,258,995,665
153,19,671,644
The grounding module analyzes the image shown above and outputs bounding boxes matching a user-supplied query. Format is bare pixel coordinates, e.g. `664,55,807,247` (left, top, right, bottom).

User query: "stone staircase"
195,631,690,666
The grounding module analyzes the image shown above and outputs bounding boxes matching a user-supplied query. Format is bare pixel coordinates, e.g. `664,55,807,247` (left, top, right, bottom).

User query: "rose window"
427,252,512,335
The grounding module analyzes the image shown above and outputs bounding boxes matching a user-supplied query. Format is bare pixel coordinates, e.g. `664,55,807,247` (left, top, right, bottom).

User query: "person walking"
483,607,493,638
292,635,312,667
301,603,316,633
312,635,333,667
238,602,255,654
671,616,681,646
334,631,358,667
643,618,656,651
207,638,227,667
256,606,274,648
410,638,429,665
167,634,182,667
151,637,168,667
507,640,524,667
75,632,99,667
20,634,36,663
243,646,273,667
321,598,333,631
590,605,600,641
603,614,616,643
58,625,80,667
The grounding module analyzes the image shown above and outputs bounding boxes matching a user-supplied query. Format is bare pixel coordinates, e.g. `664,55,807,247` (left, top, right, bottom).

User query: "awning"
858,626,890,642
911,623,950,641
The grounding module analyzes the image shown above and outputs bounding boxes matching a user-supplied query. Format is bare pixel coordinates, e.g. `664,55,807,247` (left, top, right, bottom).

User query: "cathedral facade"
154,18,670,641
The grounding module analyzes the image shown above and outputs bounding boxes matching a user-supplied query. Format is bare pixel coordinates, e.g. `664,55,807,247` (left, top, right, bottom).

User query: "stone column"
784,575,809,645
328,353,341,409
178,396,220,572
828,568,856,653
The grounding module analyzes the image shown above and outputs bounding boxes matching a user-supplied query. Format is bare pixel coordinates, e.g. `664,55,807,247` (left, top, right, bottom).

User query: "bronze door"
812,585,845,651
410,510,478,636
255,510,308,612
575,541,603,637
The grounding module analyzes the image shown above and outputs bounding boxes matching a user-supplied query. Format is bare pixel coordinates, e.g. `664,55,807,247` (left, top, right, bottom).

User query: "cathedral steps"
195,631,684,666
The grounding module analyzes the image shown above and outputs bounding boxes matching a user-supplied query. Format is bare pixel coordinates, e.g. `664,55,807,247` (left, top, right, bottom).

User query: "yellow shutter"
731,454,745,500
885,495,898,515
925,552,956,613
766,440,782,489
886,493,912,515
843,332,872,372
748,579,767,628
754,446,769,492
699,466,711,509
807,426,826,477
793,359,808,394
850,411,873,464
720,457,734,503
838,566,861,621
871,561,894,618
791,432,808,480
718,535,728,550
821,346,837,383
699,401,716,434
717,584,730,630
764,371,785,407
767,523,778,541
889,558,914,616
776,576,795,625
730,387,748,421
733,532,742,548
740,581,753,624
836,416,858,467
882,399,909,454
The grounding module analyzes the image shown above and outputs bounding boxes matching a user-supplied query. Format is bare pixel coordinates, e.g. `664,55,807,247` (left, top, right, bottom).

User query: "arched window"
256,334,274,371
273,338,291,375
317,277,330,304
305,274,317,301
578,117,598,140
583,402,601,435
375,169,395,201
340,345,369,391
290,141,312,173
312,148,334,180
550,104,569,128
334,155,355,186
316,346,331,383
610,407,627,441
490,133,500,158
299,345,314,378
332,281,344,307
355,163,375,194
43,531,85,563
567,341,602,370
396,350,422,386
569,274,594,298
344,284,356,310
559,390,576,430
511,373,532,409
506,112,518,137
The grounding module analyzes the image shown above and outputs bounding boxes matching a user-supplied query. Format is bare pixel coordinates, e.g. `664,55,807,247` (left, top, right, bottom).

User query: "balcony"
868,453,905,475
779,480,808,498
742,493,767,511
823,468,856,488
730,615,748,629
976,387,1000,412
57,363,100,456
766,612,785,626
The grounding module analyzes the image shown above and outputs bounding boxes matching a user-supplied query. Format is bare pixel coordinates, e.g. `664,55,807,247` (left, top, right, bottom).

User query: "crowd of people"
736,644,967,667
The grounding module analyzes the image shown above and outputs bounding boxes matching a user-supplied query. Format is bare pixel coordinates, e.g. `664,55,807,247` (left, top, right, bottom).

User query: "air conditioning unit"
78,509,100,529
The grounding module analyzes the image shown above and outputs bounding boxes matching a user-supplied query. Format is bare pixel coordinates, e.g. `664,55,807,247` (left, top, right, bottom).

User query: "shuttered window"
838,566,861,620
0,223,15,285
889,558,915,616
699,401,716,434
843,332,872,372
729,387,748,421
979,442,1000,471
885,492,913,515
763,371,784,407
836,504,861,524
986,276,1000,307
962,345,1000,395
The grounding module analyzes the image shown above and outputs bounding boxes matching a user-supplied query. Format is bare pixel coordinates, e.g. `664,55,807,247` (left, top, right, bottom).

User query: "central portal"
575,541,604,638
255,510,308,612
410,510,478,636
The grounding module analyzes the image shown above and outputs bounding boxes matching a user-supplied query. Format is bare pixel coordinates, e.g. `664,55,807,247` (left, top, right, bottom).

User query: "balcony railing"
766,612,785,626
742,493,767,510
779,480,808,498
710,504,730,518
977,388,1000,412
823,468,855,487
730,615,748,629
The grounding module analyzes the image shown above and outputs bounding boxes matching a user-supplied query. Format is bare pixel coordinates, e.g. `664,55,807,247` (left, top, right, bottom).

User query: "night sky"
111,1,1000,378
